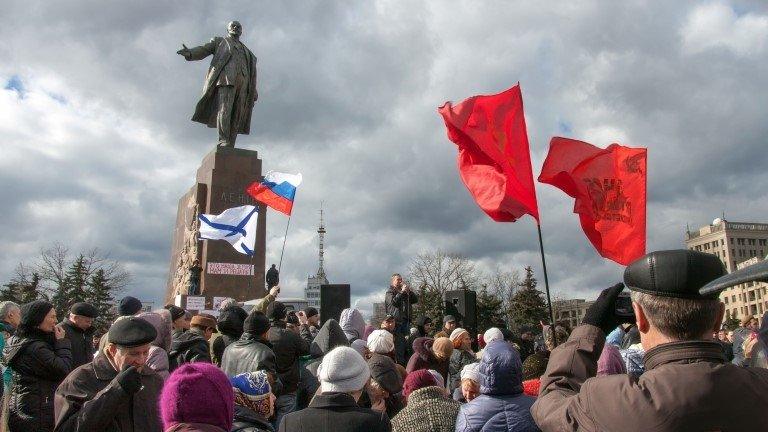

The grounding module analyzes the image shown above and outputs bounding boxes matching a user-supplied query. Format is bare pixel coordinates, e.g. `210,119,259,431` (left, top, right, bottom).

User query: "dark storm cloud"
2,1,767,310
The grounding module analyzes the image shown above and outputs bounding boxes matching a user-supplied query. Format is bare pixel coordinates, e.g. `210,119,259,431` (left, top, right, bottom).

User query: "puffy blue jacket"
455,341,539,432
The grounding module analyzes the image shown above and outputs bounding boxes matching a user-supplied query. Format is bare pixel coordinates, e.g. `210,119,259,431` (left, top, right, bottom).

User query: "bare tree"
485,266,521,300
36,242,130,296
484,266,520,326
408,249,479,294
408,250,481,326
38,243,69,289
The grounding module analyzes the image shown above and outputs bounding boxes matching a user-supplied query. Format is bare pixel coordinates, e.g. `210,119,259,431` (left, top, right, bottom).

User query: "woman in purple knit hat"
160,362,234,432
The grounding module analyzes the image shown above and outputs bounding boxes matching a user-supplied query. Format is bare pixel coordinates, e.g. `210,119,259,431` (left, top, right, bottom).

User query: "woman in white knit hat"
364,329,405,418
278,346,390,432
367,329,395,359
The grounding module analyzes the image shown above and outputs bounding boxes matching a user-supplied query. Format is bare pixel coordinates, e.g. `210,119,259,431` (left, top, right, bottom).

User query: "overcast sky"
2,1,767,317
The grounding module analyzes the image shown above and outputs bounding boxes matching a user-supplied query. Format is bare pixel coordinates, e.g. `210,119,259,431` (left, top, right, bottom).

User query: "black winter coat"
221,333,282,395
58,318,95,369
267,321,311,395
3,331,72,432
296,320,348,410
278,392,390,432
448,349,476,392
169,328,211,371
384,286,417,326
213,307,248,365
231,405,274,432
212,333,239,366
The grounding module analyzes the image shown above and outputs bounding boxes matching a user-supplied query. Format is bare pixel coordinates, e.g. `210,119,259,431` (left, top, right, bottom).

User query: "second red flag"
538,137,647,265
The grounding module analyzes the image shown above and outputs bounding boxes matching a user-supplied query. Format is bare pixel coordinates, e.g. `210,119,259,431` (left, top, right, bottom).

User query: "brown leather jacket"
532,324,768,432
54,352,163,432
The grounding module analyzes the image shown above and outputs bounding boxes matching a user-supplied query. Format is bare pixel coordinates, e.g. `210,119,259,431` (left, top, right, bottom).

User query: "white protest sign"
185,296,206,311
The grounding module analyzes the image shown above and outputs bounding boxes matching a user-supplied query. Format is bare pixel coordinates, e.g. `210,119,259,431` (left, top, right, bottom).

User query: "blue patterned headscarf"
230,371,272,417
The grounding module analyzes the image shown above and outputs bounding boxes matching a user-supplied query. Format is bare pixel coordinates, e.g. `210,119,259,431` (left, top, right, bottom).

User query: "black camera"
614,291,635,319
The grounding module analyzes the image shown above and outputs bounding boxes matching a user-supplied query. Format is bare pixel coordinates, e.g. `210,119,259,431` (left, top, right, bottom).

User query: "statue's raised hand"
176,43,191,59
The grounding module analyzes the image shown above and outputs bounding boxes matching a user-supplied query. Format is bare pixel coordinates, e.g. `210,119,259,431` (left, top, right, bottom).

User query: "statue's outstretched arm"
177,38,218,61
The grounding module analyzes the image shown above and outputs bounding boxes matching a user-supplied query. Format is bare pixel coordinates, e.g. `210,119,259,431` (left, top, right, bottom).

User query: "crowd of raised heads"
0,249,767,431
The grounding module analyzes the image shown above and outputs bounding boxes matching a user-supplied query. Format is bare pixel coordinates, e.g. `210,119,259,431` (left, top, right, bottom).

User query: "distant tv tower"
317,202,326,279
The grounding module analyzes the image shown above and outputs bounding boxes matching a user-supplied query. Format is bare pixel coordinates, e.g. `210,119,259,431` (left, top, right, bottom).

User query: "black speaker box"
320,284,351,324
443,289,477,334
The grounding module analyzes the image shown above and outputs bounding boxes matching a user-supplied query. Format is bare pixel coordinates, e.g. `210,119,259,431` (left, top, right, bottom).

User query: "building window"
724,297,729,304
730,238,734,244
759,239,767,246
721,239,725,246
748,238,756,246
751,305,758,315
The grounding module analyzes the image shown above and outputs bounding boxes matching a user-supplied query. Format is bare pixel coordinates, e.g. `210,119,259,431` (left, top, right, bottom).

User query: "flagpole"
536,221,557,334
278,214,292,272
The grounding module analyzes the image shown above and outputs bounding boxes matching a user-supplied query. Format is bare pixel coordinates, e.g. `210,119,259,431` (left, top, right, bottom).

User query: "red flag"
438,85,539,222
538,137,647,265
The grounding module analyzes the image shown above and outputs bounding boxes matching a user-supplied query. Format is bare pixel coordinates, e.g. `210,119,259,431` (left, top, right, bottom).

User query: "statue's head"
227,21,242,37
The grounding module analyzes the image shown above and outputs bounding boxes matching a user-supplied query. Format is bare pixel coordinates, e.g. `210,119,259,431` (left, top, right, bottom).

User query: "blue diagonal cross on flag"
199,205,258,256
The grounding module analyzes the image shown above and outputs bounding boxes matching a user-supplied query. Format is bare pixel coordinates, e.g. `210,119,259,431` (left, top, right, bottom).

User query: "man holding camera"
532,249,768,432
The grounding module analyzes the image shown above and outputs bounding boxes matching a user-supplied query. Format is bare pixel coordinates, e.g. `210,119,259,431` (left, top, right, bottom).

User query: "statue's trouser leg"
228,76,247,146
217,85,235,146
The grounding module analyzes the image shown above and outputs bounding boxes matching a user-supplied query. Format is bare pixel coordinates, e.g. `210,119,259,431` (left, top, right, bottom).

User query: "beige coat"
532,324,768,432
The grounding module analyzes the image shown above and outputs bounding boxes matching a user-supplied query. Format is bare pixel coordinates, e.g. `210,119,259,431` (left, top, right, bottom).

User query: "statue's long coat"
186,36,258,134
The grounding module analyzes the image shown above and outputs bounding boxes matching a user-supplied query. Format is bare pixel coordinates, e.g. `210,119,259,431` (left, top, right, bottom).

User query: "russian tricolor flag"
246,171,302,216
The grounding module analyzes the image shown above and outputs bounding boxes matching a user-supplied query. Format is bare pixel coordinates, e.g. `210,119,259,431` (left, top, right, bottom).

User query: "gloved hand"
115,365,142,395
582,283,628,335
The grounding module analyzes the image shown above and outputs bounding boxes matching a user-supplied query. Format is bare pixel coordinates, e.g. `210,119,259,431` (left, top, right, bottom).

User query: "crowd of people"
0,249,767,431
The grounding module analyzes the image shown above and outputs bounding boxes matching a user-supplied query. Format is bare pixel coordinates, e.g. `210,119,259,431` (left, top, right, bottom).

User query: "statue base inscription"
166,147,267,307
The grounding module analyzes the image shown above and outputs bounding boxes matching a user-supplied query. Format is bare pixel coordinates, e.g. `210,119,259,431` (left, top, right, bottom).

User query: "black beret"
108,317,157,347
70,302,98,318
118,296,143,316
624,250,726,299
700,258,768,296
244,310,271,335
165,304,186,321
286,311,299,325
20,300,54,328
267,301,287,321
304,307,319,318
